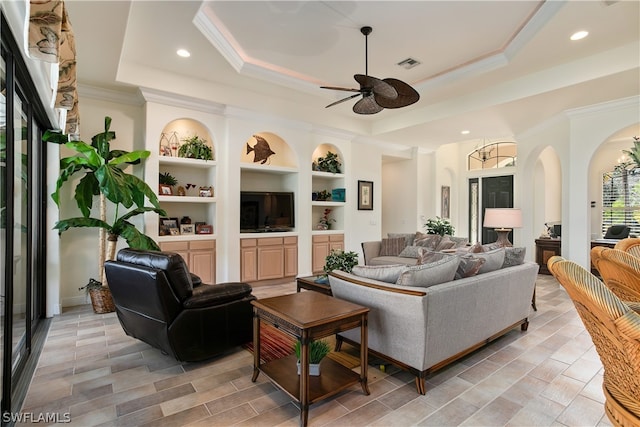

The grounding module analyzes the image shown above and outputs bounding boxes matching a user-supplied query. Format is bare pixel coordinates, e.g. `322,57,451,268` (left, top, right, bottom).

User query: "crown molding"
138,87,225,115
78,84,144,106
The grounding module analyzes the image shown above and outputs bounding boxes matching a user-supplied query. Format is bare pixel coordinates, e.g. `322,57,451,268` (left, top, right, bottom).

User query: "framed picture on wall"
441,186,450,219
358,180,373,210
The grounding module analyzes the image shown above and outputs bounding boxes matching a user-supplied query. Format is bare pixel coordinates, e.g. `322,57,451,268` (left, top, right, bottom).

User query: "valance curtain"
26,0,78,135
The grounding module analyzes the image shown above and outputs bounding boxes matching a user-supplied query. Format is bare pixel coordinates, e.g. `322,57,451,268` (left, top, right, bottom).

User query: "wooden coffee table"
296,275,332,295
251,292,369,426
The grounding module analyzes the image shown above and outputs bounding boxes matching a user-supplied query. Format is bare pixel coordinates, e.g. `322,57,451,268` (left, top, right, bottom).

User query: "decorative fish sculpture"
246,135,275,164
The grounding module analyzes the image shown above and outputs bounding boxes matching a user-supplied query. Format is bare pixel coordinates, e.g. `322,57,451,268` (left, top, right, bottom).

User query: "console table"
251,292,369,426
535,238,561,275
536,238,618,275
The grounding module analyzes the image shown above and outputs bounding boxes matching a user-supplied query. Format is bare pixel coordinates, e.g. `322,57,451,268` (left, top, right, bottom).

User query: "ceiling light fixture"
320,26,420,114
570,31,589,41
461,130,470,135
176,49,191,58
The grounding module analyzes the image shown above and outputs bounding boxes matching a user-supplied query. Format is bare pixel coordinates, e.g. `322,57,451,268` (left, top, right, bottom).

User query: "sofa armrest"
362,241,382,265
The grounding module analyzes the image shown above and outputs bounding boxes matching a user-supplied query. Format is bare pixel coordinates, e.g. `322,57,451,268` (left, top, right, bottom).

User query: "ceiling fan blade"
320,86,362,93
325,93,361,108
375,78,420,108
354,74,397,99
353,94,383,115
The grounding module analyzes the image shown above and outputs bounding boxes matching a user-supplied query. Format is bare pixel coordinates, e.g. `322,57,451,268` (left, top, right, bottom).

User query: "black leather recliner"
604,224,631,240
104,248,255,362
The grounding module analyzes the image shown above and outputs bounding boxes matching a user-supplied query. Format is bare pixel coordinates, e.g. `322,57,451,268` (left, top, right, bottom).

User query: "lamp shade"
483,208,522,229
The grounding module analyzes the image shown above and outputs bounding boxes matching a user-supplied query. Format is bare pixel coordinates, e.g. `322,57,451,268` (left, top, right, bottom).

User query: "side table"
296,275,332,295
251,292,369,426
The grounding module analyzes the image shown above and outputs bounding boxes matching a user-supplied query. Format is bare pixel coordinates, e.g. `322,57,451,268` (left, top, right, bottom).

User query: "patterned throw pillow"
468,242,484,253
398,245,423,258
388,233,416,247
502,247,526,268
396,255,460,288
352,264,406,283
449,236,470,248
435,236,456,251
416,248,450,265
379,237,407,256
455,255,486,279
414,232,442,250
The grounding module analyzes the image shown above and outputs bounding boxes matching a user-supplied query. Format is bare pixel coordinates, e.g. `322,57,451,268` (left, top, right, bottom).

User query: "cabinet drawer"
313,235,329,243
241,239,257,248
160,241,189,251
257,237,283,246
329,234,344,242
283,236,297,245
189,240,215,250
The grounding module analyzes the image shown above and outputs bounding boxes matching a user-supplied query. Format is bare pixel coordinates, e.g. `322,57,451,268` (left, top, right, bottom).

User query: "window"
468,141,517,171
602,167,640,236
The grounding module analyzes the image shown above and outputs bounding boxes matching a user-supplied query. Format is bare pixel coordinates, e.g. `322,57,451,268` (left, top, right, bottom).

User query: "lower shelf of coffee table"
260,354,361,404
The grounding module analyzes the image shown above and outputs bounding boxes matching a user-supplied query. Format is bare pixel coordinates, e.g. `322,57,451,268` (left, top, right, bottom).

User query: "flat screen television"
240,191,295,232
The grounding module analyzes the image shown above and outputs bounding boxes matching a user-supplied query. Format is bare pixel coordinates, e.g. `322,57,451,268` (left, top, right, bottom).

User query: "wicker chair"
615,237,640,259
591,246,640,302
547,256,640,427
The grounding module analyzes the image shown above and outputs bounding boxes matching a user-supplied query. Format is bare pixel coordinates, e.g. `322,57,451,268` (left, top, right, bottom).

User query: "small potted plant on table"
294,339,331,376
315,249,359,284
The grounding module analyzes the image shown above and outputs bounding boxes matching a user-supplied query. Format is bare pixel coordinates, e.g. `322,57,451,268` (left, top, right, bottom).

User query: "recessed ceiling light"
461,130,470,135
177,49,191,58
570,31,589,41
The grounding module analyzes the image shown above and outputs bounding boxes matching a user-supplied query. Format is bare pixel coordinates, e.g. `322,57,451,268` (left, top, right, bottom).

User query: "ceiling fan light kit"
321,26,420,114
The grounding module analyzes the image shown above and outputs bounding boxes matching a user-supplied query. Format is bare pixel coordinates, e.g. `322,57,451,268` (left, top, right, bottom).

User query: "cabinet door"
257,246,284,280
312,241,329,274
284,244,298,277
329,235,344,252
190,251,215,284
241,247,258,282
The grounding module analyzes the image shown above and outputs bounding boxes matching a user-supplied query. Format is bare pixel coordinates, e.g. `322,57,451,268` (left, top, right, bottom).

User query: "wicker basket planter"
82,278,115,314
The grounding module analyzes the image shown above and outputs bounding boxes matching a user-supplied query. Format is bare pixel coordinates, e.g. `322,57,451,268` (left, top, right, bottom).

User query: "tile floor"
18,275,612,426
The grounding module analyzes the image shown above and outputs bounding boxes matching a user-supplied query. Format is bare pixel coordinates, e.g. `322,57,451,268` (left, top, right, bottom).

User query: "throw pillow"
455,255,486,279
435,236,456,251
475,248,506,274
379,237,407,256
352,264,406,283
396,255,460,288
414,232,442,250
468,242,484,253
416,248,450,265
449,236,469,248
398,245,423,258
502,247,526,268
482,242,502,252
388,233,416,247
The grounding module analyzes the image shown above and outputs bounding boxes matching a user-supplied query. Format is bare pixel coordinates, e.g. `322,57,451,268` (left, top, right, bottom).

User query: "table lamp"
483,208,522,247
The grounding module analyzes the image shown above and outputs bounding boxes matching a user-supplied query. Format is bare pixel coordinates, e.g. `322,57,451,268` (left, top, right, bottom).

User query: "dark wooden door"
481,175,514,243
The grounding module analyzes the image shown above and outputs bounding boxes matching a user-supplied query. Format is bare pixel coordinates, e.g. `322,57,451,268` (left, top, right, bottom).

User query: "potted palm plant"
44,116,166,313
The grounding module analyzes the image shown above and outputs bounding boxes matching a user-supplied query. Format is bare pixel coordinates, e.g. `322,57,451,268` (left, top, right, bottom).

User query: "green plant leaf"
75,173,99,217
54,217,112,234
108,150,150,167
42,129,69,144
64,141,103,168
118,223,161,250
96,166,134,208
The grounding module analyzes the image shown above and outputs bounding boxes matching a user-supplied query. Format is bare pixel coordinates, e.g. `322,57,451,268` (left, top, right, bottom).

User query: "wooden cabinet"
312,234,344,274
160,239,216,284
535,238,560,275
241,236,298,282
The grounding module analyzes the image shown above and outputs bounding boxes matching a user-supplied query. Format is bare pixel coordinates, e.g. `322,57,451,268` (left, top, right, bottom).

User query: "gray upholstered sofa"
328,260,539,394
362,232,469,266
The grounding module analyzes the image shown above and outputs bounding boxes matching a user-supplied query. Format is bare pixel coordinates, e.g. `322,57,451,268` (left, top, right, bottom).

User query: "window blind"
602,168,640,236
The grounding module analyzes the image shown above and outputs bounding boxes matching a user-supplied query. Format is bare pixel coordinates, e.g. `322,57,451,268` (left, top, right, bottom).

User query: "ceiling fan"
321,26,420,115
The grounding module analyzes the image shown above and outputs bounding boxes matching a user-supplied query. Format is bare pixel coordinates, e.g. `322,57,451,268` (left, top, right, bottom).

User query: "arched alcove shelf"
156,118,217,241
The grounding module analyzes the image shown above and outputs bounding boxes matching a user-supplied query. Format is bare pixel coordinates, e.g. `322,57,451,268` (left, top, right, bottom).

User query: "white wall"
53,95,144,309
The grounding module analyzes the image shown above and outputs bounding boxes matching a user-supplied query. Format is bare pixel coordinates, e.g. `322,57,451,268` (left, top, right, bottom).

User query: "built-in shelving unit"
311,145,345,233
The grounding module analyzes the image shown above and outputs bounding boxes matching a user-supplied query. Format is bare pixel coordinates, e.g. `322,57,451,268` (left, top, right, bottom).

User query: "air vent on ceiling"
397,57,421,70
